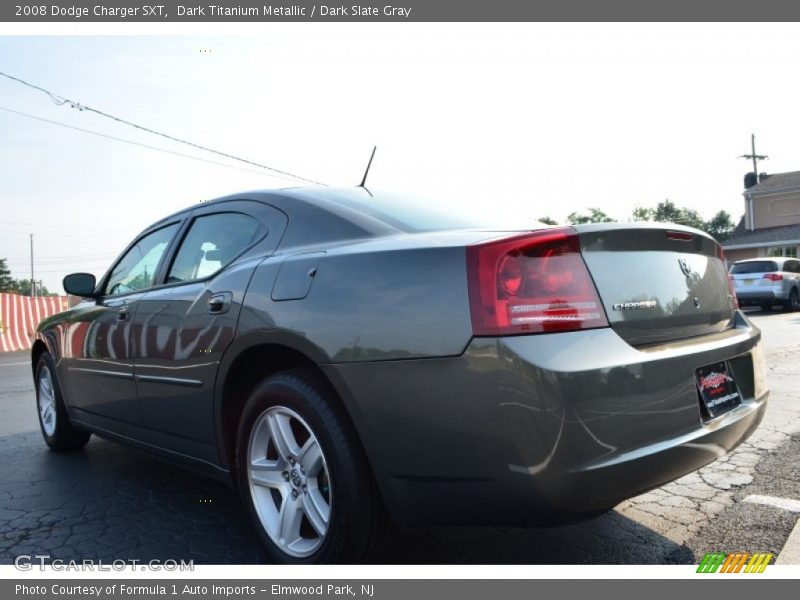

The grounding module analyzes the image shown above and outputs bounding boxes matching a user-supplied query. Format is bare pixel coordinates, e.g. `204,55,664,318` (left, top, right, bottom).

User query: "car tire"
785,288,800,312
35,352,91,451
235,369,390,564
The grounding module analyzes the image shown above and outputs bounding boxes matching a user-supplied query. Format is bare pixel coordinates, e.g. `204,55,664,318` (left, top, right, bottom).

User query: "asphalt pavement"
0,309,798,564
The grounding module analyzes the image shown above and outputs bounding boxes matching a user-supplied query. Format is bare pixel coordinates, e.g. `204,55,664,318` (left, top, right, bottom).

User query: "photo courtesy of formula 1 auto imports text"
0,1,799,598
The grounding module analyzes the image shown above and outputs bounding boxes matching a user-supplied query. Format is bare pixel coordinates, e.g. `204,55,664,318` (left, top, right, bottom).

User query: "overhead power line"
0,105,307,185
0,71,327,187
23,266,110,274
2,220,134,233
3,253,117,263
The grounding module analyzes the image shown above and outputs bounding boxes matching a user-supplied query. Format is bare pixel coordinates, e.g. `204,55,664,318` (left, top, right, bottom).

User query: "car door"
788,259,800,286
64,221,181,437
131,202,285,462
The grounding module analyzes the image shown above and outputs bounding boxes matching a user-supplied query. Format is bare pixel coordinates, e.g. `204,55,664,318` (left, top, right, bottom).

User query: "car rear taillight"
720,249,738,309
727,275,739,309
763,273,783,281
466,227,609,336
666,230,694,241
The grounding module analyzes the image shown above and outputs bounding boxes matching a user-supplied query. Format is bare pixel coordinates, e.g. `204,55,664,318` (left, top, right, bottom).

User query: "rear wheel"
784,288,799,311
236,370,388,563
35,352,91,451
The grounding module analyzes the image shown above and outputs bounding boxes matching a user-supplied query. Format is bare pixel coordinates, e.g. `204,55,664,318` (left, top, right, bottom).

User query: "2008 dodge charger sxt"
32,188,768,563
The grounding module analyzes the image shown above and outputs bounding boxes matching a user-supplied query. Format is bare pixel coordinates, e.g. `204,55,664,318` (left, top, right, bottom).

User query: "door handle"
117,307,130,322
208,292,232,315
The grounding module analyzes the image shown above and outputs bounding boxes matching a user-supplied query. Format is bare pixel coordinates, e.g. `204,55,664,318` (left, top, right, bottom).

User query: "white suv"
729,257,800,311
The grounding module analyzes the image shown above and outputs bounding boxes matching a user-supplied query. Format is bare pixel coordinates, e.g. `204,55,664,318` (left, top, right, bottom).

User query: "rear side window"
730,261,779,274
166,213,262,284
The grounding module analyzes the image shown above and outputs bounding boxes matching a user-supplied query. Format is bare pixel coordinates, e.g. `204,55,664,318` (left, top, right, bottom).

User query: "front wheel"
236,370,389,563
35,352,91,451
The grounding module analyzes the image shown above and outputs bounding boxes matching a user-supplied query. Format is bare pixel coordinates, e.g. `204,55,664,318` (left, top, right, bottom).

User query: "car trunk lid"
576,223,736,347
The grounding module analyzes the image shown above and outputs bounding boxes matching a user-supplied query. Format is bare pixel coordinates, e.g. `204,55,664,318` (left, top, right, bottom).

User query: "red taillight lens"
728,275,739,309
666,230,694,241
720,249,738,309
763,273,783,281
466,228,609,336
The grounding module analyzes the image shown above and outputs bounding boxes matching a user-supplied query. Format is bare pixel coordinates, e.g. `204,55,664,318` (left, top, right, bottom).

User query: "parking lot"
0,309,798,564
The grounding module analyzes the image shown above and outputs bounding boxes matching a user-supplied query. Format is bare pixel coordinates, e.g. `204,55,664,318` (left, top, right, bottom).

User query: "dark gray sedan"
33,188,768,563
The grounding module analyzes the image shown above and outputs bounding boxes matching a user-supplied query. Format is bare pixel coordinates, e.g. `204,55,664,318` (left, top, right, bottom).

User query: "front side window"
166,213,262,284
105,224,179,296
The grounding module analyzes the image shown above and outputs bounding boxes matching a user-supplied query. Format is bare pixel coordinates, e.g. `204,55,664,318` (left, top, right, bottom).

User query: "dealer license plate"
695,361,742,419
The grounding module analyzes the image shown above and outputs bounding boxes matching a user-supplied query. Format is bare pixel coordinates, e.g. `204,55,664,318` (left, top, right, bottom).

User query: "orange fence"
0,293,69,352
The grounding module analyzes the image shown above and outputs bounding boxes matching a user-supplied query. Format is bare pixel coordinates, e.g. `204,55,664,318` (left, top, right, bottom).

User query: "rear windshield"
730,261,779,274
328,190,527,232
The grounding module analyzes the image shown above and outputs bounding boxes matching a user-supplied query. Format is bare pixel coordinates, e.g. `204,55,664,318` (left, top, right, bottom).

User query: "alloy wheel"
246,406,332,558
38,365,57,437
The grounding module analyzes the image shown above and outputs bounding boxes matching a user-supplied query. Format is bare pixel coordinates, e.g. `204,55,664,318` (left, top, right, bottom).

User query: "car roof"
151,186,359,220
138,187,425,249
144,187,388,230
733,257,792,264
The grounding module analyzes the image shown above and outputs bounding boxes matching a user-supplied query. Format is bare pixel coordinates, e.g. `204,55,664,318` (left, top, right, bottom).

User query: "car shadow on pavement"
742,308,792,318
384,515,694,564
0,433,694,565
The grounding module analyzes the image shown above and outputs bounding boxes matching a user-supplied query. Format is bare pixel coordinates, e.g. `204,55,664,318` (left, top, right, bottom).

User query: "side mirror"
63,273,98,298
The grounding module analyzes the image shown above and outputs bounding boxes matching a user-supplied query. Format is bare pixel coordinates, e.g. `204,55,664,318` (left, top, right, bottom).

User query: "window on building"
767,245,798,258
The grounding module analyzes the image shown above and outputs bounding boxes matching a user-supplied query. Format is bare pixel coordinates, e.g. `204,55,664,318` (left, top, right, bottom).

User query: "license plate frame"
695,361,743,420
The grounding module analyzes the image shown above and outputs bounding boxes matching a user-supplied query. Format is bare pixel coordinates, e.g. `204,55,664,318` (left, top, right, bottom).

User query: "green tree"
704,210,735,242
648,199,705,230
630,200,737,243
13,279,52,297
0,259,16,293
567,208,615,225
538,216,558,225
631,206,654,221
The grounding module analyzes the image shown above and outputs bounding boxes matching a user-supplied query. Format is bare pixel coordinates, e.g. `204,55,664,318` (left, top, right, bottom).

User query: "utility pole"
740,133,768,179
29,233,34,297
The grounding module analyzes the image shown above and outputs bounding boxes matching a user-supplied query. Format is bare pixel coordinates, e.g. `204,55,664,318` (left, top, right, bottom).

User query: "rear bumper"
736,289,788,304
538,394,765,516
324,311,768,525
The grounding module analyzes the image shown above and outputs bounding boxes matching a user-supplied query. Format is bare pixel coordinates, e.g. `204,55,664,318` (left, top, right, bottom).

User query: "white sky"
2,23,800,292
